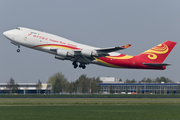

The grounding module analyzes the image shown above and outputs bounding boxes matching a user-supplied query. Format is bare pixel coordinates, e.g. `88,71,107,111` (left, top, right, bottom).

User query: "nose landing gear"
17,49,20,53
17,45,20,53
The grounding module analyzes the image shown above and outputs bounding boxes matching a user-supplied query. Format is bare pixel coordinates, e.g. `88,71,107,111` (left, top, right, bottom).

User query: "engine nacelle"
55,55,65,60
57,49,74,57
57,49,68,57
81,49,98,57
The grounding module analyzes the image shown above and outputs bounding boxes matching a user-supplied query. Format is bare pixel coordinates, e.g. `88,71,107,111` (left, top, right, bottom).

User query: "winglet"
121,44,131,48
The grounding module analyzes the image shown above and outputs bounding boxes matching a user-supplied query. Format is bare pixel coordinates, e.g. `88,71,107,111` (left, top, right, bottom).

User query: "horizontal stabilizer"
143,63,171,67
95,44,131,53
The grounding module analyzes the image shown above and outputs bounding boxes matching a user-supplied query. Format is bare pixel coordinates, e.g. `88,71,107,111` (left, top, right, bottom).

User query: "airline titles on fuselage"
29,33,77,48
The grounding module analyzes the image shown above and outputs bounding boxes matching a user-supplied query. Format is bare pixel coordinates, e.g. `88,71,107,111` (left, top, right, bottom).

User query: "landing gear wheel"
73,61,78,69
82,65,86,69
79,63,86,69
17,45,20,53
17,49,20,53
74,64,78,69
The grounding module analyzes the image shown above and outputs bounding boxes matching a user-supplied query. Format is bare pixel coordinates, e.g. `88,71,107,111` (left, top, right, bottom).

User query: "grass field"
0,105,180,120
0,98,180,105
0,98,180,120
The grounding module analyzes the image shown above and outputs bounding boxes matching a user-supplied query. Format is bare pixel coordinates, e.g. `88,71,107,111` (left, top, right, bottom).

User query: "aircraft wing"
52,44,131,64
95,44,131,53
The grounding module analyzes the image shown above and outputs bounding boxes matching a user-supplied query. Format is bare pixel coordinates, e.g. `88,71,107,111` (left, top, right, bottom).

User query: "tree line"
47,73,175,94
4,78,19,93
2,73,176,94
47,72,100,94
123,77,174,83
47,72,176,94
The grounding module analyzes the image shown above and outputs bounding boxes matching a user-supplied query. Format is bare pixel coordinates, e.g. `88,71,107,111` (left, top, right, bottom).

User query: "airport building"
0,83,52,94
99,77,180,94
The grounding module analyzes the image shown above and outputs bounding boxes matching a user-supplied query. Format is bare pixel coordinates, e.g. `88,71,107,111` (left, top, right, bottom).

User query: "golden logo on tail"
142,43,169,60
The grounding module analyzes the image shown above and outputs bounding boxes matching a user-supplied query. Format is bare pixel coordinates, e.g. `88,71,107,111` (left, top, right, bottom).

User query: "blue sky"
0,1,179,83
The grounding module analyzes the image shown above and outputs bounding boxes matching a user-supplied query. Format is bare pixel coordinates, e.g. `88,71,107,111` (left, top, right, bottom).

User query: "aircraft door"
38,32,42,43
24,32,32,41
24,35,28,41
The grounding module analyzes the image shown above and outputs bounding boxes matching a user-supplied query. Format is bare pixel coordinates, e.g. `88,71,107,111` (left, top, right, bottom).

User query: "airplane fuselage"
3,27,177,70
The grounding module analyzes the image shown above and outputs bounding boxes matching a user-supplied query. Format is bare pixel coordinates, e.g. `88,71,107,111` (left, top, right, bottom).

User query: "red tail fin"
136,41,177,63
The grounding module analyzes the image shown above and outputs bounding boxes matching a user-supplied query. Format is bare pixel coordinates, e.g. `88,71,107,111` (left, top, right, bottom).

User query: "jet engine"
81,49,98,57
56,49,74,57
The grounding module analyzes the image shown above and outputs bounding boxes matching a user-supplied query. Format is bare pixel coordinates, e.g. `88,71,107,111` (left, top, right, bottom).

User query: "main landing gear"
72,61,78,69
72,61,86,69
79,63,86,69
17,45,20,53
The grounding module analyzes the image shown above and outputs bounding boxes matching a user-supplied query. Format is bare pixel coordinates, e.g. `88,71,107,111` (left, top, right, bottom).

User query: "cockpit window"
16,27,20,30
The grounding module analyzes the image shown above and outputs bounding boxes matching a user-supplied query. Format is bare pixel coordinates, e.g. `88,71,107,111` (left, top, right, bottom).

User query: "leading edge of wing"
95,44,131,53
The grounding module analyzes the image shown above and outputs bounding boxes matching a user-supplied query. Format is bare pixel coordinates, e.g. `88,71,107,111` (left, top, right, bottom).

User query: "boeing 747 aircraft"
3,27,176,69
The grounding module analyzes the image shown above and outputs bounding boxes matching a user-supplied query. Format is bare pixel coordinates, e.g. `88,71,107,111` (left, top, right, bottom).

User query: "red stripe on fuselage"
31,44,81,50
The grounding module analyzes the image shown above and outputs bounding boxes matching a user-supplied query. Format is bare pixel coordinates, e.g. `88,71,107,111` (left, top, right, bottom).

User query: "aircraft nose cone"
3,30,13,40
3,31,8,36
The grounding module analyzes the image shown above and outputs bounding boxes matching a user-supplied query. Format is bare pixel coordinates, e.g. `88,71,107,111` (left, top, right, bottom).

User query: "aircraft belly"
91,59,125,68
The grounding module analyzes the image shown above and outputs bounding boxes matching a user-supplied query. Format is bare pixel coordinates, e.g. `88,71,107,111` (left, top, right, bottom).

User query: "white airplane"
3,27,176,70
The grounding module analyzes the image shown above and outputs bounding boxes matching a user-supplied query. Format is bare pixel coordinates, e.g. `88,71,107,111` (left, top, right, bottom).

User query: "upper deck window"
16,27,20,30
31,32,37,34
